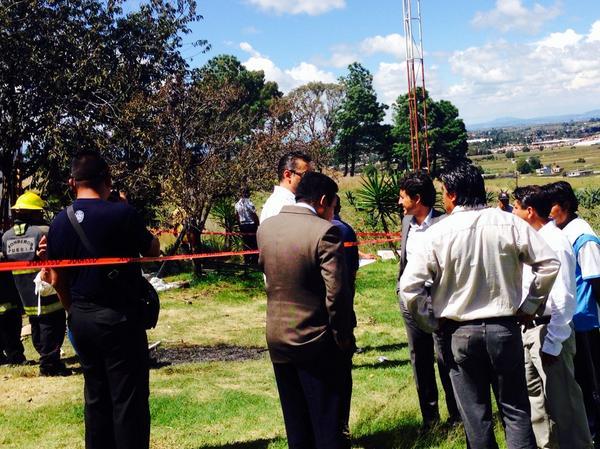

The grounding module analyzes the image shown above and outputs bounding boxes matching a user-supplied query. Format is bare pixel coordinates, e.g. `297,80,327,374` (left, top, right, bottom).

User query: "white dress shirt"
522,221,576,356
259,186,296,223
405,209,434,262
400,206,560,332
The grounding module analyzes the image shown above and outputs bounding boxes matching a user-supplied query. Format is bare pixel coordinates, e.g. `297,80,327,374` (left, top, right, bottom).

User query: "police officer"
1,192,69,376
48,150,159,449
0,270,26,365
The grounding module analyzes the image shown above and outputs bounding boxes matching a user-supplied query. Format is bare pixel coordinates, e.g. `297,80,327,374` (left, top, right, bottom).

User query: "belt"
445,316,518,327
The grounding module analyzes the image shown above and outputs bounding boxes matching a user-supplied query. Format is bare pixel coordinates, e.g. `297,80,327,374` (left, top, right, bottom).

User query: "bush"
522,146,531,152
505,150,515,159
516,159,532,174
528,156,542,170
575,157,586,163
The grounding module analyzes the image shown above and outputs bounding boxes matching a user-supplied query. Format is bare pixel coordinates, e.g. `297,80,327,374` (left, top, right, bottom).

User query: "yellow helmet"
11,191,45,210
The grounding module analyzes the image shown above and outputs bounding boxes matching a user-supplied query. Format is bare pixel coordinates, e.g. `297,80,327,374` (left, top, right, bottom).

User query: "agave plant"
355,170,402,256
576,188,600,210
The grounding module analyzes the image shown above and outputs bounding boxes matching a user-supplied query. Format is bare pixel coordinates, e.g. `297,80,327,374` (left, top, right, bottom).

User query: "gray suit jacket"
397,209,445,292
257,205,355,363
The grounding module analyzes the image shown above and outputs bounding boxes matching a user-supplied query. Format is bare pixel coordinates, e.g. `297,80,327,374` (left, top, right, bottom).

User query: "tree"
151,57,285,270
528,156,542,170
286,82,345,170
333,63,388,176
506,150,515,159
516,159,532,174
391,89,468,173
0,0,205,224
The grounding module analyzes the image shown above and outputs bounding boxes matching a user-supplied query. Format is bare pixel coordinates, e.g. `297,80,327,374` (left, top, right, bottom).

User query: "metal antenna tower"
402,0,430,172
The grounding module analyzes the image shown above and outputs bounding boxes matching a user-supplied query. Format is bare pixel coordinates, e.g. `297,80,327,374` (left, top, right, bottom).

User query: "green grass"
0,262,513,449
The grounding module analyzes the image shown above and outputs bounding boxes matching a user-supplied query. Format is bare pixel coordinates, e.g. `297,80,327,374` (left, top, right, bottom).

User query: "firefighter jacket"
1,222,62,316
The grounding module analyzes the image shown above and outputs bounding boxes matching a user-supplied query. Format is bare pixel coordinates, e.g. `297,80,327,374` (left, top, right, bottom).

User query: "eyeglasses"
290,169,307,178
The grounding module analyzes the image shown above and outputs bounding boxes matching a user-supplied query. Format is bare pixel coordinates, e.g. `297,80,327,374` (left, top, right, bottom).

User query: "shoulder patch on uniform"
75,210,84,223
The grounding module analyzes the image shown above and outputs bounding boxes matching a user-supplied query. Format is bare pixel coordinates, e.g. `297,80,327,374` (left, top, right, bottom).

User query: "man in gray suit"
257,171,356,449
396,173,460,428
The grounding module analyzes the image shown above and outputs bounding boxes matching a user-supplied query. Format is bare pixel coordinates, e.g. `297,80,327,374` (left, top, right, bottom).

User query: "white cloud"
535,29,582,49
443,25,600,124
240,43,336,92
242,26,260,35
247,0,345,15
360,34,405,59
325,33,406,69
587,20,600,43
471,0,561,34
239,42,260,57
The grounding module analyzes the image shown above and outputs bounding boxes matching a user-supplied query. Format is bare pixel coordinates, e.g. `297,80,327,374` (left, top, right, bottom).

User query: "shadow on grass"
196,421,463,449
356,420,464,449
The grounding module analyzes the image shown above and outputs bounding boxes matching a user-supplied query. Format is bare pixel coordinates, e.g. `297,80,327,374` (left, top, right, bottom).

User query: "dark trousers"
0,308,25,364
401,303,460,424
273,345,352,449
29,308,66,370
69,302,150,449
239,223,258,265
441,318,536,449
574,329,600,440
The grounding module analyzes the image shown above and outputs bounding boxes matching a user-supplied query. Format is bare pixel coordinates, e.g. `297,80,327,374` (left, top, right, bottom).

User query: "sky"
175,0,600,126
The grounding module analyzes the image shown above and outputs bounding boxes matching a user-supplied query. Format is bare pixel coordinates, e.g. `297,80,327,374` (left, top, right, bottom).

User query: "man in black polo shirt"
48,150,159,449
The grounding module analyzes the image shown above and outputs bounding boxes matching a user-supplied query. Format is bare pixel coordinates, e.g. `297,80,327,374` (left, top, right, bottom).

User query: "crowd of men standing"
1,149,600,449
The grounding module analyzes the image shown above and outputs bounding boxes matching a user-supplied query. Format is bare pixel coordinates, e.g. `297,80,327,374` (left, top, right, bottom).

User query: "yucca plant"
355,170,402,257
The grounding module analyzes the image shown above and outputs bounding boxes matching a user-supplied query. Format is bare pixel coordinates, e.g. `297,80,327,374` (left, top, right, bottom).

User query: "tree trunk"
350,152,356,177
343,154,349,177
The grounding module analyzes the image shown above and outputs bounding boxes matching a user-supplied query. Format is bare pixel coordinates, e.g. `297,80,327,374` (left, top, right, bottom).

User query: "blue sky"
176,0,600,125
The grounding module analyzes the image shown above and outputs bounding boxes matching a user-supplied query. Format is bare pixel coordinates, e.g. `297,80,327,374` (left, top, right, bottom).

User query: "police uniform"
2,221,67,374
0,269,25,365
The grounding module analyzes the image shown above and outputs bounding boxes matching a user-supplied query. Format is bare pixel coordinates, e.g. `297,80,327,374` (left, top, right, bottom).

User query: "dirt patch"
152,344,267,366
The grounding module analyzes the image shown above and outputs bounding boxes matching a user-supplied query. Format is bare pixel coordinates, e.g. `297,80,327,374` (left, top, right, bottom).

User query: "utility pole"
402,0,430,172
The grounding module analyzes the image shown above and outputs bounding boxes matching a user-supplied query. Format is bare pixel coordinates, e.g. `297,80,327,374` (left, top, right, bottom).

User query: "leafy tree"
391,89,468,173
516,158,532,174
286,82,345,170
506,150,515,159
0,0,205,224
333,63,388,176
528,156,542,170
151,57,285,270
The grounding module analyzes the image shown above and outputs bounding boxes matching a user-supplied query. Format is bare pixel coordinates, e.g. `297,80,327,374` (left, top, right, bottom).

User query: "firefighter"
1,191,70,376
0,270,26,365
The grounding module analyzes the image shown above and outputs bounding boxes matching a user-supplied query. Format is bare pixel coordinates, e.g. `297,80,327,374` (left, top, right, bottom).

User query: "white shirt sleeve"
543,244,577,356
578,240,600,280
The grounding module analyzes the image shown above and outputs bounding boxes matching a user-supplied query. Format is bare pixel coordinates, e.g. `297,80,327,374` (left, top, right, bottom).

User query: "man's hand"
335,334,356,355
541,351,559,366
37,235,48,260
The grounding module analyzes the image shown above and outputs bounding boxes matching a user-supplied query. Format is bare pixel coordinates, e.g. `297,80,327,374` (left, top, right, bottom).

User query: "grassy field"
0,262,511,449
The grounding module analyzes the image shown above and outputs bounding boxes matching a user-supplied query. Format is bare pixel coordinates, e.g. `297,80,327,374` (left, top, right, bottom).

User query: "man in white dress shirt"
400,163,559,449
259,152,312,223
513,185,592,449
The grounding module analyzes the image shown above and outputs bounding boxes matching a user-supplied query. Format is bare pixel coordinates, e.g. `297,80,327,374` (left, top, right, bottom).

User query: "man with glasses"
260,151,312,223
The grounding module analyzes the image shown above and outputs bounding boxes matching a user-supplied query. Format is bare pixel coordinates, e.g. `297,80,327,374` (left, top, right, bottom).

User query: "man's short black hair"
71,150,110,187
438,163,487,207
513,185,551,219
295,172,338,205
399,173,436,208
277,151,311,181
334,194,341,215
543,181,578,213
